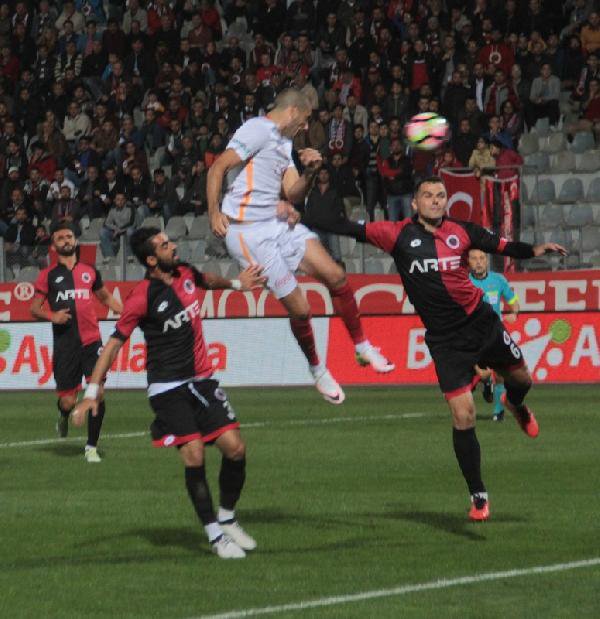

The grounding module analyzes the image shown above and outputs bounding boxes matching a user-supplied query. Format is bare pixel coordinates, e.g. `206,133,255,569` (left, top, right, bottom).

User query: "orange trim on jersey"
237,159,254,221
238,233,254,265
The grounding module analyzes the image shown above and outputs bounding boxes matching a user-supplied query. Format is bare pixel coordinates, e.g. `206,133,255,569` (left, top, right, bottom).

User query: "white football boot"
219,520,257,551
310,365,346,405
211,535,246,559
355,343,395,373
84,446,102,463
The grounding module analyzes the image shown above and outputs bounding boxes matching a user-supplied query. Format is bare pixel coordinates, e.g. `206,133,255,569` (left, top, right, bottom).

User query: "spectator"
181,160,208,215
378,138,413,222
31,223,51,267
327,104,353,163
51,185,81,236
55,1,85,34
99,192,134,259
4,206,35,267
146,168,179,221
77,165,105,219
528,63,561,128
47,169,76,205
566,78,600,142
443,70,471,127
484,69,519,117
490,138,523,178
124,164,150,211
469,137,496,178
62,101,92,147
452,118,478,167
303,167,344,264
500,100,524,146
123,0,148,34
23,168,50,206
581,12,600,55
329,151,359,198
98,166,125,210
343,95,368,132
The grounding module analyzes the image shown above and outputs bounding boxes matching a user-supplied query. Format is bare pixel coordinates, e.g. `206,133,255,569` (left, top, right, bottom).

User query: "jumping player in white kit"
208,89,394,404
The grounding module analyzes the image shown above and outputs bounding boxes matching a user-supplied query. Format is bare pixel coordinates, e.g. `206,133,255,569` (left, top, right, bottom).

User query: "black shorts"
425,303,525,399
149,379,240,448
54,339,103,396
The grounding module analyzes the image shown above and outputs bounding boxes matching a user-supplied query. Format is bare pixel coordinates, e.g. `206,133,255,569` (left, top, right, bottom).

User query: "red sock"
290,317,320,366
330,282,365,345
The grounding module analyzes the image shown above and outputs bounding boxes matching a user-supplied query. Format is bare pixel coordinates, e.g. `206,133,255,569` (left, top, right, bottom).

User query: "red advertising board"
1,272,599,321
326,313,600,385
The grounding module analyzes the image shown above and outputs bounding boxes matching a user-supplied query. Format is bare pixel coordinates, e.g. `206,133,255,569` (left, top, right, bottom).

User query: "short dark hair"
50,221,75,236
130,226,161,267
414,176,445,193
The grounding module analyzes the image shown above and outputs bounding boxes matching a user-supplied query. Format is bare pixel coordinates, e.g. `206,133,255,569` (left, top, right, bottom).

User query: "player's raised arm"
71,336,123,426
465,222,568,259
207,148,243,238
282,148,322,204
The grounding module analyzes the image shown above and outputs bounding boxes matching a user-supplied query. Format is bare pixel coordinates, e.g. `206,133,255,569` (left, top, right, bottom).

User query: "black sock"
57,399,71,418
505,381,531,407
87,400,105,447
452,427,486,496
219,457,246,514
185,465,217,526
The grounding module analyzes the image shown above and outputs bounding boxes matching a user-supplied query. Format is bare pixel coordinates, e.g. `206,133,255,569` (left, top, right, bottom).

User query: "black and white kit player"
286,176,567,520
73,228,266,558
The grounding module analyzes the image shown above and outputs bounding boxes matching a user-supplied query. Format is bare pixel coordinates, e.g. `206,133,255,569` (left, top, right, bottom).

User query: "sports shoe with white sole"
84,446,102,463
311,366,345,405
211,534,246,559
219,520,257,550
355,344,395,373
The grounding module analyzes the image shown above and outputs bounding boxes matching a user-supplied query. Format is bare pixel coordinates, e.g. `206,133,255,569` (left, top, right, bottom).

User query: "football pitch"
1,385,599,618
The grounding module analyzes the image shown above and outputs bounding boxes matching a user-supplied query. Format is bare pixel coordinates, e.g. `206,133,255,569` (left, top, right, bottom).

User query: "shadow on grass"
36,444,82,458
130,526,205,551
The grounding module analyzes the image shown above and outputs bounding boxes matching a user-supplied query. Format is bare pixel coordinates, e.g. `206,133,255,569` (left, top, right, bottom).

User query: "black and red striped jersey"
364,216,532,335
113,265,212,384
34,262,103,346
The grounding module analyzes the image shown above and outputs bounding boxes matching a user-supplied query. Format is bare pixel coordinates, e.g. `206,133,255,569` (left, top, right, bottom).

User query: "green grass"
1,385,599,618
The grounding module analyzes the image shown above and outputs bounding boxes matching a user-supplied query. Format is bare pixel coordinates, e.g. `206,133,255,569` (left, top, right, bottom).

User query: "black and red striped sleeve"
464,222,534,259
34,268,49,300
113,280,149,341
365,220,408,254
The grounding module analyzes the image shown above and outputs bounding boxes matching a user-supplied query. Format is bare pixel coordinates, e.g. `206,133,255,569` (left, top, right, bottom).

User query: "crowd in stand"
1,0,599,270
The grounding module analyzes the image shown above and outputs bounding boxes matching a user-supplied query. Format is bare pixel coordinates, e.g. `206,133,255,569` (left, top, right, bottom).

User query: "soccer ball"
404,113,450,151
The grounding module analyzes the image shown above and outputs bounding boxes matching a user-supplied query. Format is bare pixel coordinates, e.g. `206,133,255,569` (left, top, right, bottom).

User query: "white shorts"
225,219,317,299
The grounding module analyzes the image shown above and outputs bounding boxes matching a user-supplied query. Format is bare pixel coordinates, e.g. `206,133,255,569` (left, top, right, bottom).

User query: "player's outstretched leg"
56,397,73,438
282,287,345,405
85,400,105,463
215,430,256,551
499,365,538,438
180,440,245,559
448,391,490,521
300,239,394,373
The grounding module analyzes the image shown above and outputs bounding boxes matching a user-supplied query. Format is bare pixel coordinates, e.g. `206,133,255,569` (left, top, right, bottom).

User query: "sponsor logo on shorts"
163,434,176,446
274,272,294,289
409,256,461,274
55,289,91,301
162,299,201,332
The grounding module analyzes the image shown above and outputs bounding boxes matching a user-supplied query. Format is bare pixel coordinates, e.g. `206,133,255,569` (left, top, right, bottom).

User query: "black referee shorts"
425,303,525,400
149,379,240,447
54,339,103,396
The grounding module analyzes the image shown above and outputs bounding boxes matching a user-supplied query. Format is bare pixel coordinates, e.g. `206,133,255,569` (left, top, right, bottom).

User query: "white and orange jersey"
221,116,296,222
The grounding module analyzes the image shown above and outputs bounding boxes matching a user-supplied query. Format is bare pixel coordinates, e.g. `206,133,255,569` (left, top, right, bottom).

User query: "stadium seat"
565,203,594,227
581,227,600,252
518,133,539,156
364,258,387,274
590,253,600,267
575,150,600,172
591,203,600,223
188,216,210,239
164,216,187,240
15,266,39,282
222,261,240,278
530,179,556,203
523,152,550,174
584,177,600,202
373,207,385,221
349,206,367,221
141,216,163,229
569,132,595,154
189,239,207,262
205,235,228,258
99,266,119,280
533,117,550,136
521,204,538,227
343,258,361,273
526,257,551,271
539,204,564,228
201,260,222,275
124,264,145,281
80,218,105,242
540,132,566,154
556,177,584,203
339,236,356,257
550,150,575,173
519,227,540,245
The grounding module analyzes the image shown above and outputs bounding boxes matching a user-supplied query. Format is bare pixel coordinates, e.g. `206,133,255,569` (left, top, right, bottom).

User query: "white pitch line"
193,558,600,619
0,413,426,450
